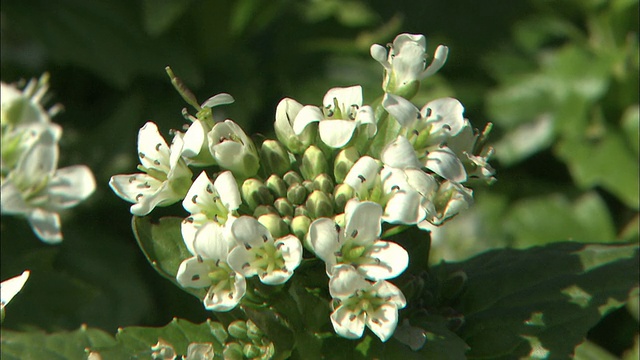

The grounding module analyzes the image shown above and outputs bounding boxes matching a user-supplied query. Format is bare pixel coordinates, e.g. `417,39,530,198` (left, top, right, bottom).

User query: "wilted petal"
422,45,449,78
201,93,235,108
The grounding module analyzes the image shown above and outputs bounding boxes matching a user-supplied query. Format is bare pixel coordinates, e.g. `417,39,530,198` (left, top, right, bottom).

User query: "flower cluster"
1,75,96,243
110,33,494,343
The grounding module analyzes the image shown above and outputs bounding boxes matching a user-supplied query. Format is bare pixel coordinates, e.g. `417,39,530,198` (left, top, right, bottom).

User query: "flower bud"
253,205,277,218
333,183,355,213
223,342,244,360
241,178,274,211
265,174,287,198
306,190,333,219
243,344,262,358
300,145,328,181
259,139,291,176
275,97,315,154
210,322,229,344
302,180,315,193
208,120,259,179
294,205,309,218
312,174,334,194
274,198,294,217
258,213,289,238
291,215,311,246
283,170,303,186
333,147,360,183
246,320,265,343
228,320,248,340
287,183,307,205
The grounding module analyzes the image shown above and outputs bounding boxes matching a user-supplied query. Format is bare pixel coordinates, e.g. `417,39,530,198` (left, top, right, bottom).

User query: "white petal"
308,218,340,271
201,93,235,108
203,274,245,312
292,105,323,135
277,235,303,274
227,246,256,277
422,45,449,78
109,173,162,204
231,216,272,248
182,171,214,214
259,268,293,285
344,156,380,196
383,93,420,127
176,257,213,288
373,281,407,308
213,171,241,211
359,240,409,280
381,136,422,169
329,264,369,298
182,120,207,158
370,44,390,69
382,190,426,225
0,181,30,214
424,147,467,183
345,201,383,245
137,122,171,173
393,33,426,51
129,181,181,216
16,129,59,178
366,304,399,342
1,270,30,307
323,86,363,111
47,165,96,210
331,305,366,340
318,120,357,148
404,168,438,198
193,222,230,260
423,97,465,136
27,208,62,243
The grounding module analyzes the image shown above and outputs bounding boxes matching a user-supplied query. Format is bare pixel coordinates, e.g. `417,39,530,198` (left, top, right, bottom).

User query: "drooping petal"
176,257,213,288
344,201,383,245
359,240,409,280
329,264,370,299
26,208,62,244
201,93,235,108
129,182,181,216
318,119,357,148
213,171,241,211
424,147,467,183
422,45,449,78
331,305,366,340
383,93,420,128
47,165,96,210
370,44,391,70
366,304,399,342
292,105,324,135
381,136,422,169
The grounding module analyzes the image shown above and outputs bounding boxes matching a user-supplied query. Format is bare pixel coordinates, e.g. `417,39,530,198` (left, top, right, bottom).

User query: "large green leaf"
1,326,116,360
437,242,639,359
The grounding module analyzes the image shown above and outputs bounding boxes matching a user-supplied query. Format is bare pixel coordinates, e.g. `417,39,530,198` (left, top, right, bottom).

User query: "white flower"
1,128,96,243
109,122,192,216
1,270,30,314
370,33,449,92
329,265,406,342
447,120,496,183
292,86,376,148
176,222,246,311
207,120,259,178
344,156,437,225
308,199,408,280
227,216,302,285
274,97,315,154
181,171,241,253
419,180,473,226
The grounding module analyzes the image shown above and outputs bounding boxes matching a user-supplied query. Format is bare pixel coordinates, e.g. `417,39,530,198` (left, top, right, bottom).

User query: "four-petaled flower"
109,122,192,216
329,264,406,342
293,86,376,148
308,199,408,280
176,222,246,311
228,216,302,285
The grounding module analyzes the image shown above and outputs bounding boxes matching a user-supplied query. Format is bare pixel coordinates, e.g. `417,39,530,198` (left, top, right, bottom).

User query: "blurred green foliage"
1,0,637,357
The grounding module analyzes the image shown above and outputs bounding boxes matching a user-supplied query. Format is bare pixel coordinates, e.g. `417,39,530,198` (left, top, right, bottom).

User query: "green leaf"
1,326,116,360
89,318,227,359
436,242,639,359
574,340,618,360
132,216,207,300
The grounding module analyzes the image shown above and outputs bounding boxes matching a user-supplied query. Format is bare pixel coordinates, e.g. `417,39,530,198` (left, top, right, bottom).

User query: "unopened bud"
242,178,274,211
283,170,303,186
243,344,262,358
274,198,294,217
259,140,291,176
294,205,309,217
246,320,264,343
291,215,311,246
333,147,360,183
306,190,333,219
300,146,328,180
287,183,307,205
258,213,289,238
333,183,355,213
223,342,244,360
253,205,277,218
265,175,287,198
228,320,249,340
302,180,314,193
313,174,334,194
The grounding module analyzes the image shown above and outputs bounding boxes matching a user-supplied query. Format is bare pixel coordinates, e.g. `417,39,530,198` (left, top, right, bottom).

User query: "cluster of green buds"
109,33,495,346
1,74,96,243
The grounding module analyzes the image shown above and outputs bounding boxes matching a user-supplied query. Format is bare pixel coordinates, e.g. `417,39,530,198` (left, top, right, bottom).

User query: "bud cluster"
109,33,494,345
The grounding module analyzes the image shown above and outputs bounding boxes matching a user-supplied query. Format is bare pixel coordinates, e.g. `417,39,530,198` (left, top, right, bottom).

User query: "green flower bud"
294,205,309,217
209,321,229,344
333,147,360,183
302,180,315,193
291,215,311,246
441,270,468,301
333,183,355,213
228,320,249,340
283,170,303,187
313,174,334,194
265,175,287,198
287,183,307,205
246,320,265,343
306,190,334,219
259,140,291,176
274,198,294,217
300,145,328,181
253,205,277,218
242,178,274,211
258,213,289,238
223,342,244,360
243,344,262,358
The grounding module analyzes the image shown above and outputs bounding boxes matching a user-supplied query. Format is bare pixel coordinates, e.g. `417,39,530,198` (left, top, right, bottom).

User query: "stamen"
357,175,366,183
244,243,252,250
425,108,432,117
155,143,162,151
351,230,358,238
349,314,357,321
139,152,145,158
276,242,284,250
391,185,400,191
262,235,268,242
242,262,250,269
197,255,203,263
129,176,136,183
184,217,194,224
153,160,161,166
135,194,143,201
412,130,419,136
335,224,341,233
215,259,220,267
191,274,200,281
192,195,198,204
442,124,452,131
206,185,213,194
